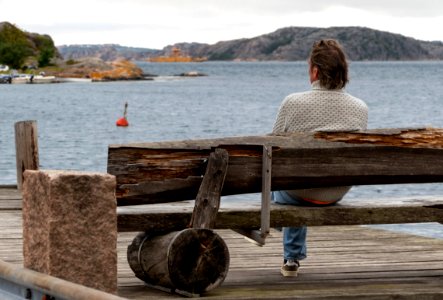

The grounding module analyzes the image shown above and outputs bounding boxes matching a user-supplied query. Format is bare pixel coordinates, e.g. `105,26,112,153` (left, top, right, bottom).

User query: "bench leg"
234,145,272,246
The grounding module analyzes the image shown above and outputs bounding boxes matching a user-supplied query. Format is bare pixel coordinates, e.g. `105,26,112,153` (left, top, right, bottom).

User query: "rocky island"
56,57,145,81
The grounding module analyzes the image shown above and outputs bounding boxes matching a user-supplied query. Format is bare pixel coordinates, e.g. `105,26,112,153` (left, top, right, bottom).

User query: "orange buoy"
116,102,129,127
116,117,129,126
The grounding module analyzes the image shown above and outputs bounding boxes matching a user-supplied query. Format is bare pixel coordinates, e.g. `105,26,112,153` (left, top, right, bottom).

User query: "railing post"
14,120,39,190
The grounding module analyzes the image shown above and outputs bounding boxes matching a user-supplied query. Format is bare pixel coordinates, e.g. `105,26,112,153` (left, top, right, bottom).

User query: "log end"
168,228,230,293
127,228,230,294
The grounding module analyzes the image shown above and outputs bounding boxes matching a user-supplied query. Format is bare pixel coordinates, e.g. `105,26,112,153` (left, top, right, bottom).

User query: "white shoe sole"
281,268,298,277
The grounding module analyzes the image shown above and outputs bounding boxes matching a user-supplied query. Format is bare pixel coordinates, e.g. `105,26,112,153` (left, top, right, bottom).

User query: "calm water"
1,61,443,238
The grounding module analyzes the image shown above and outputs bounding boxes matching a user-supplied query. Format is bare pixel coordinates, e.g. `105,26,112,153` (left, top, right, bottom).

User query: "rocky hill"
183,26,443,61
60,26,443,62
58,44,160,61
58,27,443,61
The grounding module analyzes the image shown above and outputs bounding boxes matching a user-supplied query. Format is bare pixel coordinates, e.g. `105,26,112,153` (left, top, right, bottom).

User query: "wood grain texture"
190,148,229,229
108,128,443,206
14,120,39,190
126,229,230,294
117,196,443,232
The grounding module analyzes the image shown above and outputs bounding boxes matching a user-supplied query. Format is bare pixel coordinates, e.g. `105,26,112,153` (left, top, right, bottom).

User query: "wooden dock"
1,186,443,299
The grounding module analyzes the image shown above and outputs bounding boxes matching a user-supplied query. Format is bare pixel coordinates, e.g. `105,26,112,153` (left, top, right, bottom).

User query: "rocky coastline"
43,58,206,82
53,58,146,81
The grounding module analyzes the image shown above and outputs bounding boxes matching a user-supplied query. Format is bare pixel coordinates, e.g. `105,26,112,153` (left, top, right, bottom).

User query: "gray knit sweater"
273,80,368,202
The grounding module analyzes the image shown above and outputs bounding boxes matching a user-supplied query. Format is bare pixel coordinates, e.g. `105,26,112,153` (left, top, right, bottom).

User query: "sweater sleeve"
273,97,289,133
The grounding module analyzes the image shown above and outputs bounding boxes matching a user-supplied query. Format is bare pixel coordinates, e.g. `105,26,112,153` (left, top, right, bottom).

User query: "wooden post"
15,120,39,190
190,148,229,229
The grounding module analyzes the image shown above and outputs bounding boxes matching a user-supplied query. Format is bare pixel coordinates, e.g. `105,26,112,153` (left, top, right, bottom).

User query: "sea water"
1,61,443,238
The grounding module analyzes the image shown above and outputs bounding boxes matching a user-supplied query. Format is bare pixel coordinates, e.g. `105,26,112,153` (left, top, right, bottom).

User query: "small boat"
11,74,31,84
0,74,12,84
30,75,58,84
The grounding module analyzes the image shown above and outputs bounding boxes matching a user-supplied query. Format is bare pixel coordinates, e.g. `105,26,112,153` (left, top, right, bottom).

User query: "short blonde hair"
309,39,349,89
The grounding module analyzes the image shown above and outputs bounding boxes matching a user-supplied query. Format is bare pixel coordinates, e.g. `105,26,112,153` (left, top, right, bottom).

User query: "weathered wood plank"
190,148,229,229
117,196,443,232
116,226,443,299
14,120,39,190
108,128,443,205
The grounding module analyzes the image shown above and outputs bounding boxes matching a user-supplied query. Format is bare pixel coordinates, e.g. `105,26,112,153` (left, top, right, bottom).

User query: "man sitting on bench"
272,39,369,277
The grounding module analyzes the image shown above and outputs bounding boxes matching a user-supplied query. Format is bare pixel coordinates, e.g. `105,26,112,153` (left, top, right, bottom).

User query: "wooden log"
190,148,229,229
117,197,443,232
126,228,229,294
15,120,39,190
108,128,443,206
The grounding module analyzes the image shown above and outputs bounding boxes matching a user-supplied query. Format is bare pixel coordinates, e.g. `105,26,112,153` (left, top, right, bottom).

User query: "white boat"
30,75,58,84
11,74,31,84
57,77,92,83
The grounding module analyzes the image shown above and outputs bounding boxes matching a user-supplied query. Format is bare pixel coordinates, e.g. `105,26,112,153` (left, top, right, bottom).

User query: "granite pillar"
22,170,117,294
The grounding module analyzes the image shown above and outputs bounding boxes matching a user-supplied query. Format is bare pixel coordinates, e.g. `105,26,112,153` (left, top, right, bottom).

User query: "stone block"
22,170,117,294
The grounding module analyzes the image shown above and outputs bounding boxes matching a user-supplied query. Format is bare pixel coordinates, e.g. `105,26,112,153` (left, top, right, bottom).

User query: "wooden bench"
107,128,443,295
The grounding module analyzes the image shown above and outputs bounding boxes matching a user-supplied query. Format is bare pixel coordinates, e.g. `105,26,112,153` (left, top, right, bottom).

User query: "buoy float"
116,102,129,127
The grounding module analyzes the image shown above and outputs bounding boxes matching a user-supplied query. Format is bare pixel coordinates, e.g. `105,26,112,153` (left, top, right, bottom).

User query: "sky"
1,0,443,49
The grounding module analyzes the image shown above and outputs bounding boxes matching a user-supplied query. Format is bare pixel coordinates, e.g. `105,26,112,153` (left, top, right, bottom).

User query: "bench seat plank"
117,196,443,232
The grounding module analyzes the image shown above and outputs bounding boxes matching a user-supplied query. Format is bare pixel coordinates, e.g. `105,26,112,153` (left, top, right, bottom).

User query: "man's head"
309,39,349,89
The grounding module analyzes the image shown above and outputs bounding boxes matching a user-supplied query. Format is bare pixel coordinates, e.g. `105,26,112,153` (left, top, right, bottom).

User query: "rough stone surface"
22,170,117,294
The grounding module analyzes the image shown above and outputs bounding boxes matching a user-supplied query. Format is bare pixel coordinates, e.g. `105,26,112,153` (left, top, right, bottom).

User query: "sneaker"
280,259,300,277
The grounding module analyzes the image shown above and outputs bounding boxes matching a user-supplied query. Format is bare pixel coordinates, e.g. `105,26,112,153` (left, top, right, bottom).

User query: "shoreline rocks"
54,58,146,81
35,58,209,82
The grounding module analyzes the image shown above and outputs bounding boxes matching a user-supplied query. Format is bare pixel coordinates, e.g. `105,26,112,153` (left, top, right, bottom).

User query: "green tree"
0,23,33,69
33,35,56,67
38,47,54,67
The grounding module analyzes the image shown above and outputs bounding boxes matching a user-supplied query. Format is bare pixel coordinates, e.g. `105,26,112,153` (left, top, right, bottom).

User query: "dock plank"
117,196,443,232
1,187,442,299
116,228,443,299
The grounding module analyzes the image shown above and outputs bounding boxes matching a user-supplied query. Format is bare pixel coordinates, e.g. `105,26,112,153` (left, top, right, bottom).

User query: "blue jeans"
272,191,308,261
272,191,340,261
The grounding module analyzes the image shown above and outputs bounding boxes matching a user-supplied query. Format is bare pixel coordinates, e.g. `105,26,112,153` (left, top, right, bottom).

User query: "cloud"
332,0,443,17
2,0,443,47
215,0,443,18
